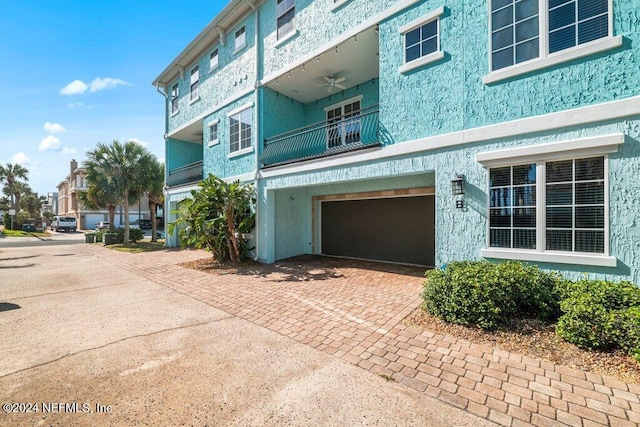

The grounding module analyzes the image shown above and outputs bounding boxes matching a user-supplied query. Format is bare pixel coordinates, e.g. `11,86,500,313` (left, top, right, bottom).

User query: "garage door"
321,196,435,266
83,214,105,230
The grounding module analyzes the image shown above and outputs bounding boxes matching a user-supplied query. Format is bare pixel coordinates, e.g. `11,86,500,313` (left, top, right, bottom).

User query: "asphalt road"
0,242,495,426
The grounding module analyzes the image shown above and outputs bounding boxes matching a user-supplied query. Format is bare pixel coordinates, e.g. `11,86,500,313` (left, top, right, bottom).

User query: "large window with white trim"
490,0,611,71
229,107,252,153
277,0,295,39
489,155,606,254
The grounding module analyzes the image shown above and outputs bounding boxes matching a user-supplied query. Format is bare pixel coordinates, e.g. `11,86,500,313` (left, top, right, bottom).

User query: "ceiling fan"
320,74,347,93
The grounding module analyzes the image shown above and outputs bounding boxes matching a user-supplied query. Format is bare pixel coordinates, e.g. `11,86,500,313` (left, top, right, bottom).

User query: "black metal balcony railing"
167,161,203,187
261,105,380,168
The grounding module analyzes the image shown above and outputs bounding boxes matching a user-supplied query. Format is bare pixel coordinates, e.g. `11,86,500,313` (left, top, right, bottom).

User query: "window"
405,18,438,63
190,66,199,101
208,122,219,146
398,7,445,73
171,83,179,114
229,107,252,153
325,98,361,149
277,0,295,39
490,0,611,71
235,26,246,51
489,156,606,254
209,48,219,71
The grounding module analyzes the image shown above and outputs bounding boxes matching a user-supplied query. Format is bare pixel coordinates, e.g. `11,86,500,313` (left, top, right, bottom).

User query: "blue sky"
0,1,226,196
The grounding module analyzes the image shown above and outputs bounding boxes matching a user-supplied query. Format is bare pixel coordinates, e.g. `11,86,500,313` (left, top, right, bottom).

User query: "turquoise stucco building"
153,0,640,283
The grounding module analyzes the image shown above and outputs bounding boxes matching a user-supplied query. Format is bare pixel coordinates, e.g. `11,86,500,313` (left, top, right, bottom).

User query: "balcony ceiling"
264,26,379,104
171,121,204,144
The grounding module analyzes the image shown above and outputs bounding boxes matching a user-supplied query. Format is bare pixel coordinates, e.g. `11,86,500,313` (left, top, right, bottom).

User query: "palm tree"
139,157,164,242
0,163,29,214
84,140,154,246
79,172,122,230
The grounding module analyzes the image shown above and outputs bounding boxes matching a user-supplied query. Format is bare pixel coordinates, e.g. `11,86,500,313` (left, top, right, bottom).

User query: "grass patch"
108,240,166,253
1,229,51,238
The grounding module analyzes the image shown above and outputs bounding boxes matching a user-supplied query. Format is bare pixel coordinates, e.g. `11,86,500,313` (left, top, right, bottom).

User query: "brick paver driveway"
93,247,640,427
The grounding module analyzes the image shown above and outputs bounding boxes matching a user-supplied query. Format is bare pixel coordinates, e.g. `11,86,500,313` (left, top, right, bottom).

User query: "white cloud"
44,122,66,133
62,147,77,155
60,77,130,96
60,79,88,95
128,138,149,148
157,157,165,164
90,77,131,92
67,101,84,108
11,152,37,169
38,135,61,151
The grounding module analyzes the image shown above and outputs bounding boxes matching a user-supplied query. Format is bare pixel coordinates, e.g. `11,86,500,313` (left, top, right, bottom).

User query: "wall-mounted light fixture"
451,174,465,208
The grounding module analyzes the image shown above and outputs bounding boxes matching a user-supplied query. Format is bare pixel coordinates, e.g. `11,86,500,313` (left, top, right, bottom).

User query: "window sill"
170,110,180,118
208,64,219,74
189,96,200,105
483,36,623,85
207,140,219,147
274,29,298,48
233,42,247,56
481,248,617,268
330,0,351,12
399,50,445,74
228,146,253,159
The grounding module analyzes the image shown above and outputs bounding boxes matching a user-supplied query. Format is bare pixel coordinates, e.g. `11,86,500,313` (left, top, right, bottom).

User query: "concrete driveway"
0,243,493,426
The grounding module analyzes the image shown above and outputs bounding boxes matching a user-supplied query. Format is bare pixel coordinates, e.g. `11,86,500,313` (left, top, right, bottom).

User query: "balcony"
167,161,203,187
261,105,380,168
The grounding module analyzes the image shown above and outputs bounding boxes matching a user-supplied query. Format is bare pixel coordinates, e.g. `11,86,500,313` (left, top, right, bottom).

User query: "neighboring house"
56,159,150,230
41,192,58,217
154,0,640,283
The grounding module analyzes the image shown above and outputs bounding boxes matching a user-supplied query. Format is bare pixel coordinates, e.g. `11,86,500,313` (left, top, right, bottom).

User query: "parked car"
53,216,77,232
139,219,152,229
95,221,110,231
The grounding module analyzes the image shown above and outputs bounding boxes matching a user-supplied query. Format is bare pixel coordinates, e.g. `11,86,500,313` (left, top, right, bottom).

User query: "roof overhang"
152,0,259,88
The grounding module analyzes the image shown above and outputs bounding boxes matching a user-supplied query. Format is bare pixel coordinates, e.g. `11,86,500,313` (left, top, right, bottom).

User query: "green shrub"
556,280,640,353
95,230,104,243
422,261,562,329
113,227,144,244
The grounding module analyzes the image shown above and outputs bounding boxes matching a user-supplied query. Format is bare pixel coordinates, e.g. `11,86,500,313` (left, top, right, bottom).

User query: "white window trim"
485,0,618,84
233,26,247,55
330,0,351,12
207,119,220,147
324,95,363,112
228,146,254,159
484,36,622,84
274,29,299,48
227,102,254,118
170,110,180,118
170,83,179,115
276,0,296,40
208,47,220,73
478,133,623,268
189,96,200,105
398,6,445,74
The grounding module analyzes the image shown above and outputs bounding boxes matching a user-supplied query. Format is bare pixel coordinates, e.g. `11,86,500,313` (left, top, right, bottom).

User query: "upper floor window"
235,26,246,52
209,48,219,71
277,0,295,39
229,107,252,154
399,7,445,74
171,83,179,114
490,0,610,71
208,121,219,147
190,66,199,101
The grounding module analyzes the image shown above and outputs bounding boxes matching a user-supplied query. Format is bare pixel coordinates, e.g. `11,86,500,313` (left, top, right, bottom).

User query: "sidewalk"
89,246,640,426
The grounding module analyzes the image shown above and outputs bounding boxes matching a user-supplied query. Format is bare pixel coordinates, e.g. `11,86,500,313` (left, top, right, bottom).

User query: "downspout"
156,83,170,247
248,0,261,261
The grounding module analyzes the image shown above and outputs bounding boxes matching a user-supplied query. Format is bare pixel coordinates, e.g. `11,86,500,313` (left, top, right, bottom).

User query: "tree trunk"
108,205,116,230
149,199,157,243
123,189,130,247
225,205,240,262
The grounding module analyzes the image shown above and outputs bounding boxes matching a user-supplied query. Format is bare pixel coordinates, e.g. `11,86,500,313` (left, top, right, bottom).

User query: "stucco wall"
166,138,203,172
202,93,257,179
168,13,257,134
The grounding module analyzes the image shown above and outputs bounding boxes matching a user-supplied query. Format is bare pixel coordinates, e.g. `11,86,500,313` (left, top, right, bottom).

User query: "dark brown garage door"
321,196,435,266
